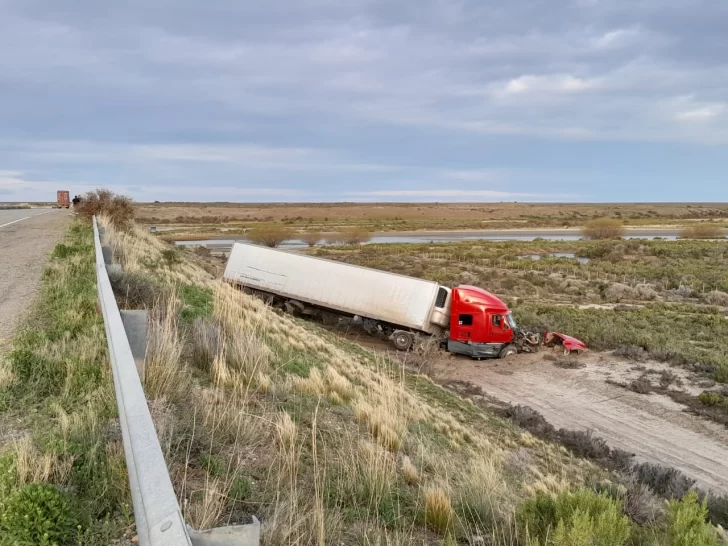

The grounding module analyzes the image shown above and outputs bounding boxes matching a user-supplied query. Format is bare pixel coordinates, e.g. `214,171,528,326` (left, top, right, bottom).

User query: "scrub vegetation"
135,201,728,234
316,238,728,383
2,199,726,544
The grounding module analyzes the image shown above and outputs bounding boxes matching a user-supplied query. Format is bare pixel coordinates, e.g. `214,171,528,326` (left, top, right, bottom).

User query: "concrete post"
120,310,148,377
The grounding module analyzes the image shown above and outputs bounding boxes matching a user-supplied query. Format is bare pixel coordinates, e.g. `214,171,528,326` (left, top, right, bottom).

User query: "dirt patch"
432,351,728,493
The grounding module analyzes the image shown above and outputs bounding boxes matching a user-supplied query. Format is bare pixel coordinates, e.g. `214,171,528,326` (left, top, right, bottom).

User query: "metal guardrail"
93,218,259,546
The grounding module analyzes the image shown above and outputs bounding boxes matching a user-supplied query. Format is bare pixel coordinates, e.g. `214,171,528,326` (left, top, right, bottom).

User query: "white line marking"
0,209,56,229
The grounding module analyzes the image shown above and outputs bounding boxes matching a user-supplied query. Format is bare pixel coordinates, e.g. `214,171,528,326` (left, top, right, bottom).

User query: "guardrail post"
92,217,260,546
120,310,148,377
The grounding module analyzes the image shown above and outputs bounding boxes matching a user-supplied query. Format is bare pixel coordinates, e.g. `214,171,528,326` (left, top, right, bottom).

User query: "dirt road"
434,352,728,493
0,209,68,352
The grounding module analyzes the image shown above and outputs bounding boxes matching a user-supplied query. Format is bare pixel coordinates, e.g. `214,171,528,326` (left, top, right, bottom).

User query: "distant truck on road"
223,243,586,359
56,190,70,209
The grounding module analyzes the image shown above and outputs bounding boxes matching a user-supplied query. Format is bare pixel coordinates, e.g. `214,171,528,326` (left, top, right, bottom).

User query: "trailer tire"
393,331,414,351
499,345,517,359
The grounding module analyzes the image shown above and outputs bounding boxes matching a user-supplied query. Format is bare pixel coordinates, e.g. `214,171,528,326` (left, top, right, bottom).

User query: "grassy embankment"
101,219,725,545
0,223,131,545
316,239,728,385
1,217,723,545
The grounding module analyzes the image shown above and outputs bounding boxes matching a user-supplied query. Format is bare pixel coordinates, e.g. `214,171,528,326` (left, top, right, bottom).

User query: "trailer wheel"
393,331,414,351
499,345,517,359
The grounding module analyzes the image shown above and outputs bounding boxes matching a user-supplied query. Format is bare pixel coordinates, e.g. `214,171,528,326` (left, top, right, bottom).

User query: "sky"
1,0,727,203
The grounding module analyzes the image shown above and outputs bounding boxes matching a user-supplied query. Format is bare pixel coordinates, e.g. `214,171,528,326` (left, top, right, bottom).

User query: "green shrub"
698,392,722,406
178,284,213,322
199,453,226,478
51,243,89,260
246,225,293,247
229,476,252,501
517,488,631,546
666,492,717,546
0,483,79,546
161,248,182,266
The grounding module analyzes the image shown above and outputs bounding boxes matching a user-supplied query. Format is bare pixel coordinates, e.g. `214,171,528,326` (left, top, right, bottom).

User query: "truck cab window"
458,314,473,326
492,315,502,327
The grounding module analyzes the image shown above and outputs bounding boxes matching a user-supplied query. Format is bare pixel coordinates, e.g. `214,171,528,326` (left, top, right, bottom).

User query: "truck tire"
393,331,414,351
499,345,517,359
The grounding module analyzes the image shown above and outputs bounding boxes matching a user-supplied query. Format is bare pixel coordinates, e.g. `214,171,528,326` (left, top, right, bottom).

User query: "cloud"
0,0,727,201
501,74,599,96
590,28,642,50
675,104,726,122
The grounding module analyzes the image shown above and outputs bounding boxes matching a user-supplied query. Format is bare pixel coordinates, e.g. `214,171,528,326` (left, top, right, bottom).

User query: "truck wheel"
499,345,517,359
393,331,414,351
562,347,571,356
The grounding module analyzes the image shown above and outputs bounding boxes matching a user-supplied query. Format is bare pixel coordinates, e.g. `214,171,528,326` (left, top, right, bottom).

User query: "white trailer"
223,243,452,337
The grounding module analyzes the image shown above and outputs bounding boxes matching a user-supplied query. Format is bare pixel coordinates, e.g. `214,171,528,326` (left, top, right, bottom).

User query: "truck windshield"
506,314,517,330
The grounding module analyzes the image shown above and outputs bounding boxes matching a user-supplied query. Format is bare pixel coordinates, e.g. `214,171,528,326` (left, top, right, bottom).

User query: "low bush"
0,483,80,546
161,248,182,266
582,218,625,240
75,188,134,229
698,391,722,406
245,226,293,247
301,232,323,247
659,370,681,388
517,488,631,546
630,378,653,394
552,357,586,369
613,345,647,361
703,290,728,307
666,492,717,546
559,429,611,460
341,227,371,245
631,462,694,499
679,224,725,240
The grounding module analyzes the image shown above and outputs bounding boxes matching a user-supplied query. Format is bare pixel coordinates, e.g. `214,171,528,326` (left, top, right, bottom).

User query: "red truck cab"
446,286,517,358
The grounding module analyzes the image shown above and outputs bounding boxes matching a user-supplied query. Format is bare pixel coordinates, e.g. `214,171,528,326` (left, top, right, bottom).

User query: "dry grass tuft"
293,366,327,396
424,485,454,534
0,356,14,388
401,456,419,485
184,479,225,531
145,299,188,399
191,318,224,372
228,331,271,381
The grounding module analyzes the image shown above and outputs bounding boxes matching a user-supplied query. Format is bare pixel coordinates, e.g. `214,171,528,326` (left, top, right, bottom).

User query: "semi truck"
223,242,586,359
56,190,70,208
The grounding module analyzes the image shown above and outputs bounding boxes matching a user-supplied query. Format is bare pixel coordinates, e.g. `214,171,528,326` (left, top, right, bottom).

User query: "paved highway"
0,209,68,352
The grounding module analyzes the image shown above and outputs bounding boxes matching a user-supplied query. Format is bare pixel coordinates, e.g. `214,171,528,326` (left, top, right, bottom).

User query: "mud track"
433,352,728,493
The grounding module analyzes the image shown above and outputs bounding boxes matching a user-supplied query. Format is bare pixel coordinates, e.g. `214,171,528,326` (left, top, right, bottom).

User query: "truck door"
488,313,513,344
452,312,475,342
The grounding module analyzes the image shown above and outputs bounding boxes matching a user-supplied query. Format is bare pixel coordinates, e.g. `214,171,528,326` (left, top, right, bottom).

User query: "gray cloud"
0,0,726,201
